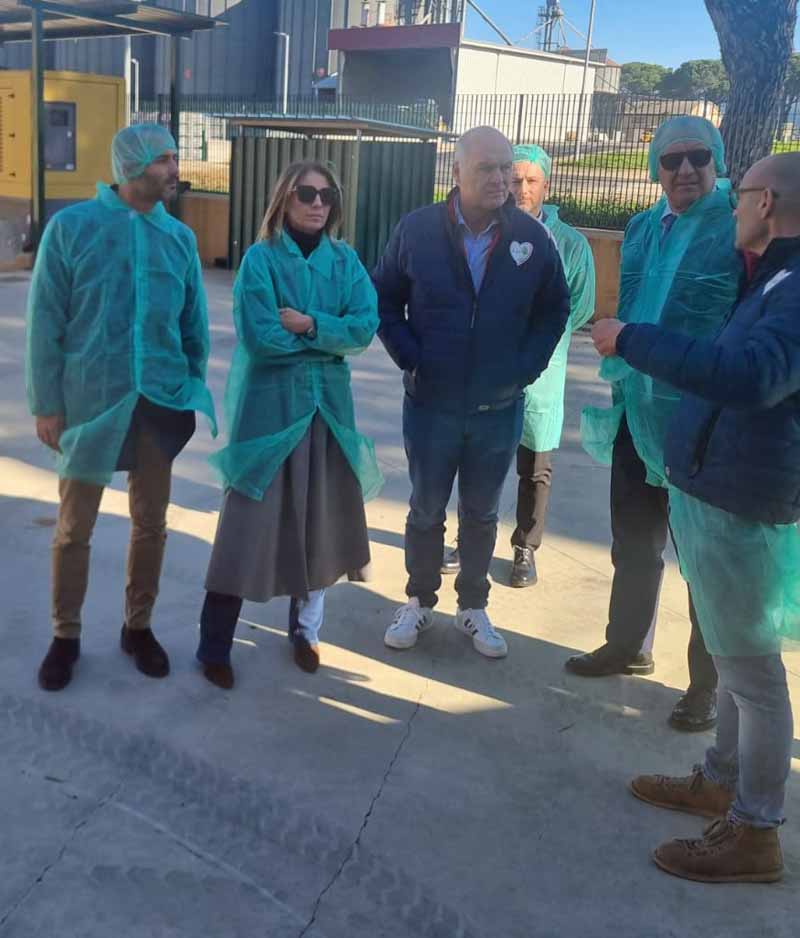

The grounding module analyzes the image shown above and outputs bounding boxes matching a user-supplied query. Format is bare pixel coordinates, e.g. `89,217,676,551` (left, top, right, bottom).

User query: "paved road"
0,269,797,937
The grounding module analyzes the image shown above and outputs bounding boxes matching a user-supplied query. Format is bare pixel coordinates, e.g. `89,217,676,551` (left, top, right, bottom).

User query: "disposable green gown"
669,488,800,655
210,231,383,502
26,183,217,485
521,206,596,452
580,185,742,486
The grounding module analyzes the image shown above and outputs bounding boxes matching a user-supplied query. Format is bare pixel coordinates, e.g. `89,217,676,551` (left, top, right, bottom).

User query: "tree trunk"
704,0,797,185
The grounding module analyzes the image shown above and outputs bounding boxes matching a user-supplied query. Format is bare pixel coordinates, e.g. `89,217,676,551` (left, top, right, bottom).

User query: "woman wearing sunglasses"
197,160,382,687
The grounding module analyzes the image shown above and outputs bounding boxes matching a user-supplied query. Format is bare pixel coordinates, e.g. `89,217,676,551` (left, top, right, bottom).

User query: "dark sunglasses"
659,149,713,172
292,185,339,206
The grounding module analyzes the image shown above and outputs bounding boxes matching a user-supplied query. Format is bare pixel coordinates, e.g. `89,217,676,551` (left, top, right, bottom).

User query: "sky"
464,1,800,68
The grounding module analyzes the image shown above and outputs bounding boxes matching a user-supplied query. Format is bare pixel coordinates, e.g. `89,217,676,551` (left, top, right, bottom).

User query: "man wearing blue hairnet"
442,143,596,587
565,117,742,733
27,123,217,692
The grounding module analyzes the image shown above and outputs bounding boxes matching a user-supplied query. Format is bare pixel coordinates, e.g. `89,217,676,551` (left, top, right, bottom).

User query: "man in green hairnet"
27,123,217,692
442,144,596,587
565,116,742,734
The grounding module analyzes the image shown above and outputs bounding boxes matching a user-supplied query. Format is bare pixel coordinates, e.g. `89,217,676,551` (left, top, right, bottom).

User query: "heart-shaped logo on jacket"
510,241,533,266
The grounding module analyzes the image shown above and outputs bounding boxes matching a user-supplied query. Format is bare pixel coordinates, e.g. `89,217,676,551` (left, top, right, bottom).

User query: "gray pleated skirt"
205,414,371,602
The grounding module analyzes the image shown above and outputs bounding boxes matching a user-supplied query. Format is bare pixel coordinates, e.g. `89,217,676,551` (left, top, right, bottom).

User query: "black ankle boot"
120,626,170,678
38,637,80,691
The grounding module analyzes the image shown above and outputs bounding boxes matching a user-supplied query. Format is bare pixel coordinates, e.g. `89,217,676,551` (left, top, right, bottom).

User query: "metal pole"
30,1,46,252
169,35,181,149
274,32,290,115
124,36,132,125
574,0,597,162
465,0,513,46
169,35,183,219
131,58,140,115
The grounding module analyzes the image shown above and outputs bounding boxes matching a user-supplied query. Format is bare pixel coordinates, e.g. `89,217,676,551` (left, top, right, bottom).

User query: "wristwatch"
304,317,317,340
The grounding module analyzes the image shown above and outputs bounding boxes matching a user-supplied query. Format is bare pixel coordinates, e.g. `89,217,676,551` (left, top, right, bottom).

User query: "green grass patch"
559,151,649,172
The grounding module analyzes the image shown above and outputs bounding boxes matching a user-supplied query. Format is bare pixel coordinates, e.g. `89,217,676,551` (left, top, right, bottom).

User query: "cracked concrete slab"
1,270,798,937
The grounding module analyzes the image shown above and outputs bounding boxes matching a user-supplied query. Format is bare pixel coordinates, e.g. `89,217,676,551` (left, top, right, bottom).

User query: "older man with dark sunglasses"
567,116,743,733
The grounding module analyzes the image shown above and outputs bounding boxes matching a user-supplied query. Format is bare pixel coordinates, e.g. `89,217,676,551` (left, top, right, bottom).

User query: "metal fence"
133,90,800,230
131,93,441,195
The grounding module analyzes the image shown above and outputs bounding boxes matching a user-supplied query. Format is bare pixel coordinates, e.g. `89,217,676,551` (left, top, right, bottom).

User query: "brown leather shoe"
120,626,170,678
38,638,80,691
201,662,235,690
631,767,734,818
293,636,320,674
654,818,783,883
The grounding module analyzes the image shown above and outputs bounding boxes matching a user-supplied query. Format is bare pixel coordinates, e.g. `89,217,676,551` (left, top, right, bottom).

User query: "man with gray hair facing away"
374,126,570,658
27,123,217,691
593,151,800,883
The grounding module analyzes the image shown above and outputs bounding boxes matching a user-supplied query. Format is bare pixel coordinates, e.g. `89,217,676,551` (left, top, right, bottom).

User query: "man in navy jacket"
592,152,800,884
374,126,570,658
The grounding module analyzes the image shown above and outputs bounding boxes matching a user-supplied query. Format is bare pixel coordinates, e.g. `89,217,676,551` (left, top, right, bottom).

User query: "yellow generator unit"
0,70,126,263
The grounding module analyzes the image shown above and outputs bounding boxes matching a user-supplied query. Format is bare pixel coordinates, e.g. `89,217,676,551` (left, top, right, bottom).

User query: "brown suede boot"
654,818,783,883
631,767,734,818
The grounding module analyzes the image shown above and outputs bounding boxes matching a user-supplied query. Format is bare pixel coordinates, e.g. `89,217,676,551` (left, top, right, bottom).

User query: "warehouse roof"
0,0,220,43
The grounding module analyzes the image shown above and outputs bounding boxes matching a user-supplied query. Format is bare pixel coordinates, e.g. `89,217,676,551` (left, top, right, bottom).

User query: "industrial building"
0,1,332,101
0,2,618,118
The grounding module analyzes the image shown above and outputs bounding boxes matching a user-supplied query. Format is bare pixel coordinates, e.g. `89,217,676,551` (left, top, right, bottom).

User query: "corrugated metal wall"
276,0,333,98
153,0,281,97
0,0,333,100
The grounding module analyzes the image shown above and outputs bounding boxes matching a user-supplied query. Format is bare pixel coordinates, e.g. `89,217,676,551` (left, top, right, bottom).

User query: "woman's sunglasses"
659,149,713,172
292,185,339,206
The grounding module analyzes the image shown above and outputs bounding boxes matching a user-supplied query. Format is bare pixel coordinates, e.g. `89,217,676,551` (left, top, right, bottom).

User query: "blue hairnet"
513,144,552,180
648,116,726,181
112,123,177,184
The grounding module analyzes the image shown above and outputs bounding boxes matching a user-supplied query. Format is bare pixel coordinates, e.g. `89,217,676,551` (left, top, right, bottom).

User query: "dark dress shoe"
38,638,80,691
120,626,170,678
669,689,718,732
510,546,537,587
202,662,235,690
288,599,320,673
441,545,460,575
293,637,320,674
565,643,655,677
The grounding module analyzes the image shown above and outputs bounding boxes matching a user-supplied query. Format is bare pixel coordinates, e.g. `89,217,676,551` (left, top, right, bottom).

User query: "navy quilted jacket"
373,191,570,414
617,237,800,524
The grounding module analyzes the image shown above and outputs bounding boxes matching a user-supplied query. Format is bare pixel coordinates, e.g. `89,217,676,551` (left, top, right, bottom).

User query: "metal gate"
229,134,436,271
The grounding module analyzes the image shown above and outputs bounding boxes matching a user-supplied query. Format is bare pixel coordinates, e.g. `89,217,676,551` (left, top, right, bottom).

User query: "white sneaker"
384,599,434,650
454,608,508,658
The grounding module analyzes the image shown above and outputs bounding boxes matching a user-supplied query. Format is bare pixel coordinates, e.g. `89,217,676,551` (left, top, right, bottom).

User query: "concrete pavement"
0,268,797,937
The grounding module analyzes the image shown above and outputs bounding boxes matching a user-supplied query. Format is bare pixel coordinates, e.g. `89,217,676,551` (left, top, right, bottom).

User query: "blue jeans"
403,395,523,610
703,654,793,828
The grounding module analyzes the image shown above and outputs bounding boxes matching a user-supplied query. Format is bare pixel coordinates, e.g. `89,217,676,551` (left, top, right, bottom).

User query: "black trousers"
606,417,717,694
511,446,553,550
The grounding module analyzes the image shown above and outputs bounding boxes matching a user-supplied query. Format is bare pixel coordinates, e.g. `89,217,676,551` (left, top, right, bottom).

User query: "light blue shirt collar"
454,195,499,238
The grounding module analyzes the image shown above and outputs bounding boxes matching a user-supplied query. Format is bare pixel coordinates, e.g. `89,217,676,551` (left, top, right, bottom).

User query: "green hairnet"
513,144,552,179
112,123,177,184
648,116,726,181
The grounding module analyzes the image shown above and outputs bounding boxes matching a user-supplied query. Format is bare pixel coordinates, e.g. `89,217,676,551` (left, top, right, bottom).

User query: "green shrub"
551,192,650,230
